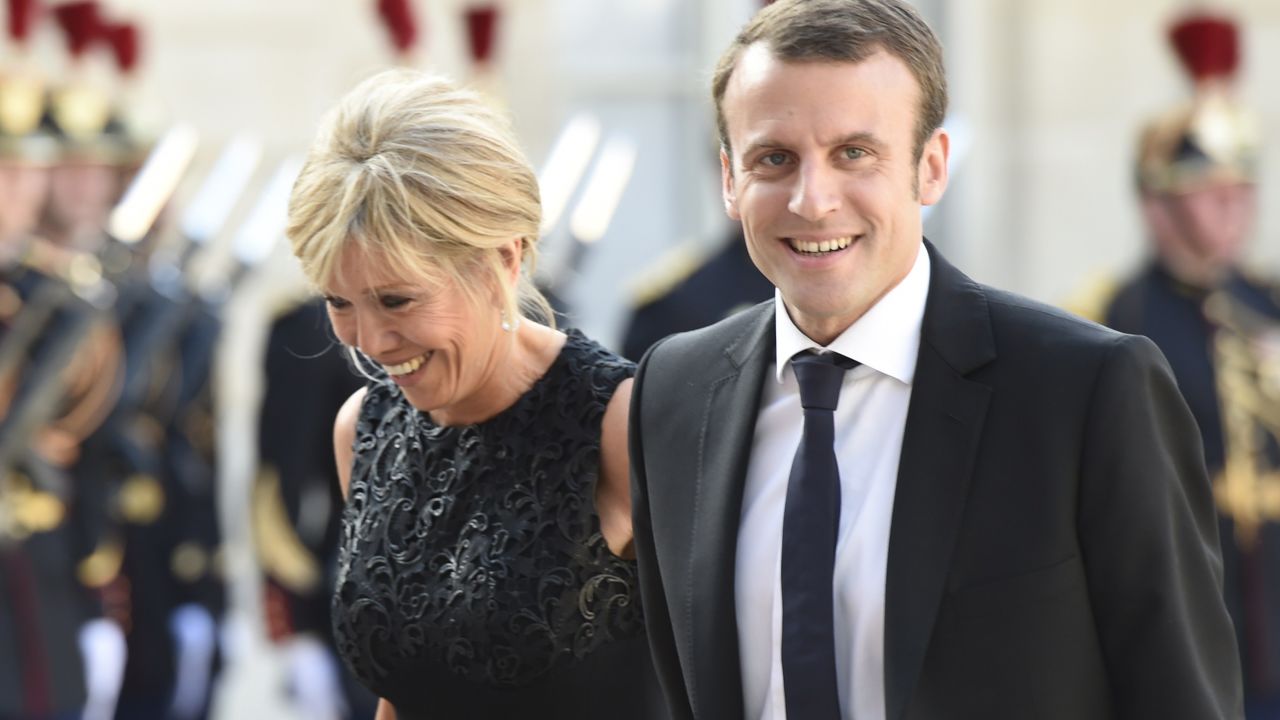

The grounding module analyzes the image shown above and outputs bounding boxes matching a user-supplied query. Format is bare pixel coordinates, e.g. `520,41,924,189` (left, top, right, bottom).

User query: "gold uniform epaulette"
251,464,322,594
1061,273,1121,325
1236,264,1280,301
626,243,707,309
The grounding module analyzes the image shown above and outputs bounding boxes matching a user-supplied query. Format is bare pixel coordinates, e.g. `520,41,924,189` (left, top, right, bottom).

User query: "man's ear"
721,147,741,220
918,128,950,206
1140,193,1180,248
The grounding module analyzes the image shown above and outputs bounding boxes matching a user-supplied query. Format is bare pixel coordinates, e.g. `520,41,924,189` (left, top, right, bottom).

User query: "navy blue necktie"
782,351,857,719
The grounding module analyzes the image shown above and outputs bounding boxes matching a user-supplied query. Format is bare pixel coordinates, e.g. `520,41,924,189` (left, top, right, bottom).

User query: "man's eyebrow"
739,136,788,161
824,131,884,148
739,131,886,161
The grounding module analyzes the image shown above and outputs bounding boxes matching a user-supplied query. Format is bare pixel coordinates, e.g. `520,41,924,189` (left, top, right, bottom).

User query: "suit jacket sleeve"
630,337,696,720
1078,333,1242,718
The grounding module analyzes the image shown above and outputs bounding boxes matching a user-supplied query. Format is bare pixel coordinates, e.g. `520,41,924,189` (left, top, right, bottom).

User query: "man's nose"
788,162,841,222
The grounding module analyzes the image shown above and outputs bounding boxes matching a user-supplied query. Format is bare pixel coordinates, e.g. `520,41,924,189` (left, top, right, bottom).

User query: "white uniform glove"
286,633,348,720
78,617,126,720
168,603,218,719
218,610,251,665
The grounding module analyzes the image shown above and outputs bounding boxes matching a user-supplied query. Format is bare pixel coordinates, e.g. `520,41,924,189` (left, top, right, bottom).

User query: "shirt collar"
774,241,931,385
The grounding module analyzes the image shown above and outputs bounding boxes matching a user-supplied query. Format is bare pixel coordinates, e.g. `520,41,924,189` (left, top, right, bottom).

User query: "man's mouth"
786,235,855,255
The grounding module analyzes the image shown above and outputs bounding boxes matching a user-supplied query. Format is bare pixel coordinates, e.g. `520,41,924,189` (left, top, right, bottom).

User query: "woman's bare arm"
598,377,635,558
374,698,397,720
333,387,366,499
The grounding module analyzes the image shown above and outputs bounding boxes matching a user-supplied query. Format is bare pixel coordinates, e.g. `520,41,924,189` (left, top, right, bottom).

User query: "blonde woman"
287,69,661,720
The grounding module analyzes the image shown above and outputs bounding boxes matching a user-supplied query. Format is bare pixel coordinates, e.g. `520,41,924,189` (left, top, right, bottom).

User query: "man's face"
1142,182,1256,287
720,45,948,344
0,161,51,241
46,161,118,244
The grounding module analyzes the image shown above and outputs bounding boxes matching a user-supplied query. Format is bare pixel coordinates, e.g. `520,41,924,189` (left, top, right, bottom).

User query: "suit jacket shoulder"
637,300,773,397
986,285,1116,337
642,300,772,364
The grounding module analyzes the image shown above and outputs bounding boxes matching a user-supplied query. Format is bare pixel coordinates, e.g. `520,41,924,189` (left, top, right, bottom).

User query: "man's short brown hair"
713,0,947,164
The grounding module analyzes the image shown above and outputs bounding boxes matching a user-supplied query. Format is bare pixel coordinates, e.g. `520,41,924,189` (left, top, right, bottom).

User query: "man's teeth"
385,354,427,376
789,236,853,254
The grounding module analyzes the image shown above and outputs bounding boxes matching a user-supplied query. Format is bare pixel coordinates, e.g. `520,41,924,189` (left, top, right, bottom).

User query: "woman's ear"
498,237,524,284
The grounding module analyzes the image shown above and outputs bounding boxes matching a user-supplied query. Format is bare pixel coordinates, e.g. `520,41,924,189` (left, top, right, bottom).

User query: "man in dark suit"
629,1,1243,718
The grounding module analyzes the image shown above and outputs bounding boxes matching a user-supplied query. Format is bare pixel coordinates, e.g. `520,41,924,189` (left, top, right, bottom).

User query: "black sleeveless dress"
331,330,661,719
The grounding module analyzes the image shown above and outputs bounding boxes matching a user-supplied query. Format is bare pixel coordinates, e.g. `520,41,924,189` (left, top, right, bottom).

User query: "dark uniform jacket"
255,299,375,717
622,230,773,363
0,261,116,717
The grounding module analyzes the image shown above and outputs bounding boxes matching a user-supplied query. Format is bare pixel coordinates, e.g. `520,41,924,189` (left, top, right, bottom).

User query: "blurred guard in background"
35,2,223,717
1093,11,1280,718
253,298,375,720
620,223,772,362
0,1,127,717
38,1,123,253
111,16,227,719
38,4,162,719
620,129,772,362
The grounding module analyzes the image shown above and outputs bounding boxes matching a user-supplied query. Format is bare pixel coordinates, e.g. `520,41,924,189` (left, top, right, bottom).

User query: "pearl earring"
501,309,520,332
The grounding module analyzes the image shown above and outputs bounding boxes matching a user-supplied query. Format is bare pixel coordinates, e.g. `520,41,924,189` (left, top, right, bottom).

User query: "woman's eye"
324,295,351,310
381,295,411,309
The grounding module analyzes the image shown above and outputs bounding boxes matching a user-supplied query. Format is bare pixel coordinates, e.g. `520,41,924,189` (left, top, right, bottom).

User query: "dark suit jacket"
630,243,1243,719
1105,262,1280,698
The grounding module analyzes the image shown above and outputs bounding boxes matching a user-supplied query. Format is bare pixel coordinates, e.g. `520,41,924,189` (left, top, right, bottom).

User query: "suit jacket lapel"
687,302,774,720
884,243,995,720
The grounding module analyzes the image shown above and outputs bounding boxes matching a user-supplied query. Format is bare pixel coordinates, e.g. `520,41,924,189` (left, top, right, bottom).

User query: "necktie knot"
791,352,857,412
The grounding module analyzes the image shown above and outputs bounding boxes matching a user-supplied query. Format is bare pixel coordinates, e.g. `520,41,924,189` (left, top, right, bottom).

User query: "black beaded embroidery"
331,330,640,692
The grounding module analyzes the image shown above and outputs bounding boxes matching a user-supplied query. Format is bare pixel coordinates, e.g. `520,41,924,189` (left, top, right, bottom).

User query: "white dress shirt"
736,243,931,720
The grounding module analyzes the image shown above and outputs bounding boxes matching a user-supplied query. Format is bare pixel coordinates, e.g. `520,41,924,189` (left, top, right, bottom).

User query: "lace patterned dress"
332,330,660,719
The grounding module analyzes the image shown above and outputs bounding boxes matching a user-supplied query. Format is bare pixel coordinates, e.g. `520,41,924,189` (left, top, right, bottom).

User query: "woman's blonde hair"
287,68,553,327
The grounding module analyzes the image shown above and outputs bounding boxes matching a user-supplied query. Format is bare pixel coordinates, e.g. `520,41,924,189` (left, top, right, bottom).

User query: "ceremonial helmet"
42,0,135,165
1135,11,1259,194
1,0,57,164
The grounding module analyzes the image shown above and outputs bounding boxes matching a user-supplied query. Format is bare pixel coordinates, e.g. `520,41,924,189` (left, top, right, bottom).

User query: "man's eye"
843,147,867,160
324,295,351,310
761,152,789,167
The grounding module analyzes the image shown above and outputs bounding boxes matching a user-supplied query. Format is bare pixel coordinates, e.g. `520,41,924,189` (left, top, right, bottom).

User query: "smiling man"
628,1,1243,719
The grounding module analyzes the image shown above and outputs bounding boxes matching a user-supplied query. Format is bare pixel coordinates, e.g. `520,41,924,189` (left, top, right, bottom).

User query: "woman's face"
322,243,509,423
